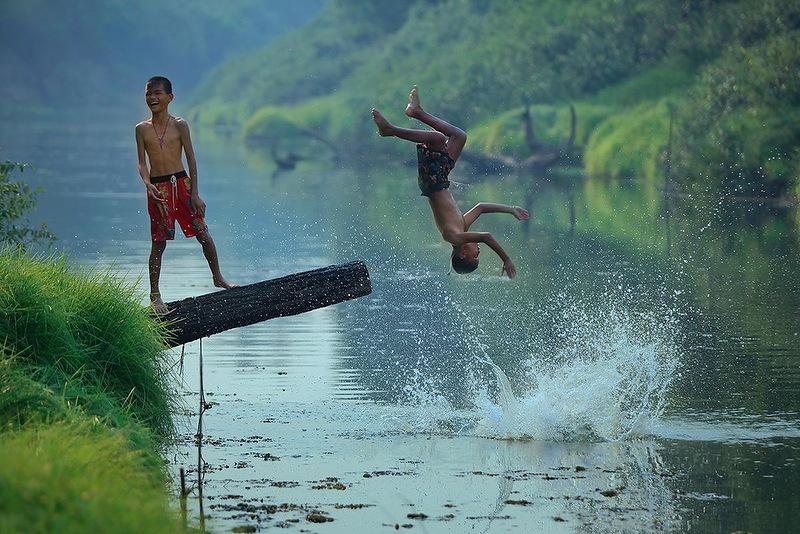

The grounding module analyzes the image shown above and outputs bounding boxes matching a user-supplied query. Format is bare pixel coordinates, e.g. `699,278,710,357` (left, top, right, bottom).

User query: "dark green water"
2,111,799,532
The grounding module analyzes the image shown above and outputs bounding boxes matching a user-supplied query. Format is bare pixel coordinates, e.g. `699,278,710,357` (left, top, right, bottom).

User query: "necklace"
152,116,171,149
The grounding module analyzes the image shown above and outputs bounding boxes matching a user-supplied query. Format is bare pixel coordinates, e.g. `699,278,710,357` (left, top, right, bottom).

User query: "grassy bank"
0,251,183,533
193,0,800,196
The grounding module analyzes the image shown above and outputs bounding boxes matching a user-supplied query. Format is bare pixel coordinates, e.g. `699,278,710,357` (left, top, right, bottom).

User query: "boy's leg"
149,240,169,313
196,231,237,289
371,109,447,152
404,86,467,161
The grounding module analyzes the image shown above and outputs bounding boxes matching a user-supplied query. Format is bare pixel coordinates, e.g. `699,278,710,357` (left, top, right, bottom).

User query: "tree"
0,161,55,249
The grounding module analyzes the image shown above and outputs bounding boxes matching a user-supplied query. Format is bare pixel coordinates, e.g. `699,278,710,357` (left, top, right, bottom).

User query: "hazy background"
2,0,798,198
0,0,323,106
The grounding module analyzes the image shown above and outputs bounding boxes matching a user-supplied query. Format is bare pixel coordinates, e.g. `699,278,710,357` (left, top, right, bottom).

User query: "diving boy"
135,76,235,313
371,86,528,278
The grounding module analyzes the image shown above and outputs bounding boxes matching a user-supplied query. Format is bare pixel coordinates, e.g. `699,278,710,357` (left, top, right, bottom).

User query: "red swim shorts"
147,170,207,241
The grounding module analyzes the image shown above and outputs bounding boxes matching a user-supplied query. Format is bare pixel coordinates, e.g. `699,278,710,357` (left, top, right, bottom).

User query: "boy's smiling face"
145,83,173,113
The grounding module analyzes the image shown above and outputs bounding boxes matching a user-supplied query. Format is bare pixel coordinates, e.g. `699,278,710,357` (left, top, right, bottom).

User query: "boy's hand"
191,194,206,218
512,206,529,221
146,183,165,202
501,259,517,279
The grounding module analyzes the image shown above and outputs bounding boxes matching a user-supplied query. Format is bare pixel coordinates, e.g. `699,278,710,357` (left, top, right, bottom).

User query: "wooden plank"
161,261,371,347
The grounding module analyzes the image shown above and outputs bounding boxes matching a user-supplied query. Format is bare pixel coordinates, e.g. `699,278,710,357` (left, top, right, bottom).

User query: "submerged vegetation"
191,0,800,197
0,251,182,532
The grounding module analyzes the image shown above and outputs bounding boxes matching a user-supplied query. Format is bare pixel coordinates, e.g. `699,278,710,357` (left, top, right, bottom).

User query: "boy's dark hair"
451,252,479,274
146,76,172,94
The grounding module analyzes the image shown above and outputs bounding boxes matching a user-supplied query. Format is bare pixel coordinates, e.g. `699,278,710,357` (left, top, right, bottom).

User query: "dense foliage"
192,0,800,196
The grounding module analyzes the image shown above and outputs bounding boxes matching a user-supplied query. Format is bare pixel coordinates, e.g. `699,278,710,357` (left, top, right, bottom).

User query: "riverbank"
0,251,183,533
191,0,800,199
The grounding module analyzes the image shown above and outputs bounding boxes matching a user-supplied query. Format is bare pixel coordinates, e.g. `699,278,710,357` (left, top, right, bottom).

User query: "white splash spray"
476,300,680,441
397,295,680,442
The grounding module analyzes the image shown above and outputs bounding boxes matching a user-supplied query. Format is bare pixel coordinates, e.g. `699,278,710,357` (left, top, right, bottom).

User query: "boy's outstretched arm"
448,231,517,278
463,202,529,229
177,119,205,218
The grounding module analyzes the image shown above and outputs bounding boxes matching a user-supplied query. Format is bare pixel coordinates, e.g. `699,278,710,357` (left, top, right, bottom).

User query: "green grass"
0,251,183,533
469,103,614,160
0,356,68,430
584,99,675,181
0,422,181,534
0,251,175,437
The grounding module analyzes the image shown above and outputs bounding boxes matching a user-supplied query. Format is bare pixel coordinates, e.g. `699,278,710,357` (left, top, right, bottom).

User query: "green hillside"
190,0,800,196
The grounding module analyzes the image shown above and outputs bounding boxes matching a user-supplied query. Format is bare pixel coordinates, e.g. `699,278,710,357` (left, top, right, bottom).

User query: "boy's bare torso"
427,190,466,238
136,117,186,176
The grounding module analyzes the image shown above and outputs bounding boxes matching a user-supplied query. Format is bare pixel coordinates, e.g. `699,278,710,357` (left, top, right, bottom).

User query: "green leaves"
0,161,55,250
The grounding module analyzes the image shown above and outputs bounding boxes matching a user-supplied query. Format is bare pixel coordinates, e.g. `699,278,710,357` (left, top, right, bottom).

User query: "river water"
2,110,799,533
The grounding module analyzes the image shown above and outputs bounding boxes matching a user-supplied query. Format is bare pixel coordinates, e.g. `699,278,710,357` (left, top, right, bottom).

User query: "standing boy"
135,76,235,313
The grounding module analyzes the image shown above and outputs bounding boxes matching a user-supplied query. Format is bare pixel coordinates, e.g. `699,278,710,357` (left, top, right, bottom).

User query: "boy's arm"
135,125,163,202
463,202,529,229
447,231,517,278
177,119,205,217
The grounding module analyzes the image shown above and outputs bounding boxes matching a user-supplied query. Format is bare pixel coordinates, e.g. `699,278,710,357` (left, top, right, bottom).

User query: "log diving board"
161,261,372,347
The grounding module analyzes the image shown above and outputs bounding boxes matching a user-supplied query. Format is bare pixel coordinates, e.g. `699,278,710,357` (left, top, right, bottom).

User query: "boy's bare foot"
371,109,394,136
213,277,239,290
404,85,422,118
150,292,170,315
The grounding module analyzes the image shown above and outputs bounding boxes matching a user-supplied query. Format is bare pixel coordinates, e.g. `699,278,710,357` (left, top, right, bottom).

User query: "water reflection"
3,113,800,531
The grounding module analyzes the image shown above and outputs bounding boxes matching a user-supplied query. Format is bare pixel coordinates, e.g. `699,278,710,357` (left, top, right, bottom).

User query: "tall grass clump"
0,251,184,533
0,251,175,438
0,423,181,534
0,355,68,430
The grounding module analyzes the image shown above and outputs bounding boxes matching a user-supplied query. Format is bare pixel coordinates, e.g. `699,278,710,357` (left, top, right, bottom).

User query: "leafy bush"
675,31,800,194
0,162,55,249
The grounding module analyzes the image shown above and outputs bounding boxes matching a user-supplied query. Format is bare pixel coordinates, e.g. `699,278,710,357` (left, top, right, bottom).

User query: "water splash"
398,296,680,443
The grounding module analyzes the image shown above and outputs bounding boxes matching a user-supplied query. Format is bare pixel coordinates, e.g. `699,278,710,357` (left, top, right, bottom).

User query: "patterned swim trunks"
147,170,207,241
416,143,455,197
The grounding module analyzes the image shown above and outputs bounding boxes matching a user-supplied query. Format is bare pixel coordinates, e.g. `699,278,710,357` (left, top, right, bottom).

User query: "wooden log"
161,261,371,347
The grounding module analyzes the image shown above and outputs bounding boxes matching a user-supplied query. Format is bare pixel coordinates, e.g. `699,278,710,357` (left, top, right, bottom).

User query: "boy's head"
451,243,480,274
145,76,173,113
